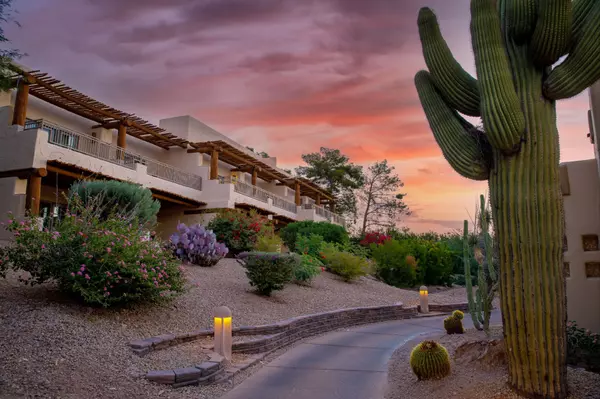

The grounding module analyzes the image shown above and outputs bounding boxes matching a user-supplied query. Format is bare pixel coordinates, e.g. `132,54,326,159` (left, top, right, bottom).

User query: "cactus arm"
504,0,537,43
543,3,600,100
463,220,482,331
530,0,573,67
571,0,597,45
470,0,526,154
418,8,481,117
414,70,491,181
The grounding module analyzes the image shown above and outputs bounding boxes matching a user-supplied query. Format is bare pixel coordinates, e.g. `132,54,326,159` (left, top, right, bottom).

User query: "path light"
214,306,232,360
419,286,429,314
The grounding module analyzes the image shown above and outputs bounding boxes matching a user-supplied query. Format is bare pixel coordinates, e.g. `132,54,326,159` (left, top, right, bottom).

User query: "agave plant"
170,223,229,267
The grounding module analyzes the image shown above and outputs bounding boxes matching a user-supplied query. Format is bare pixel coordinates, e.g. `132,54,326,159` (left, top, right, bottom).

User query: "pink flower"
77,271,83,276
106,271,112,277
41,244,46,249
104,286,107,291
104,291,110,297
84,274,90,280
106,247,112,253
70,272,75,277
78,231,84,236
80,265,86,271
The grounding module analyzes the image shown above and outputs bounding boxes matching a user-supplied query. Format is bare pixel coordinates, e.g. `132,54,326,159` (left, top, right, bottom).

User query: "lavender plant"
170,223,229,267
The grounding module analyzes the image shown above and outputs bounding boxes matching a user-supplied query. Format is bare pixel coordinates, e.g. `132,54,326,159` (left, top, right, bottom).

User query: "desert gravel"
1,258,472,399
385,327,600,399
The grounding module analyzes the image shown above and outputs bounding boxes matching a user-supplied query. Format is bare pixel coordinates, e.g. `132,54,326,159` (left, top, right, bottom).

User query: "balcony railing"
303,203,346,226
227,179,297,213
272,196,298,214
25,119,202,191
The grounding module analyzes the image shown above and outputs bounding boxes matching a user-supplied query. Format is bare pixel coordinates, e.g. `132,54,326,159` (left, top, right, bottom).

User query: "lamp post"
419,286,429,314
214,306,232,361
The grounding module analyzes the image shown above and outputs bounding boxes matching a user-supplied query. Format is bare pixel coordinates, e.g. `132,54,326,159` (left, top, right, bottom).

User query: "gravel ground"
385,328,600,399
0,259,473,399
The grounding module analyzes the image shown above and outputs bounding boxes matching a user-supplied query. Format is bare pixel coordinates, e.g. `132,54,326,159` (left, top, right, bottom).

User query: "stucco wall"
590,82,600,181
562,159,600,332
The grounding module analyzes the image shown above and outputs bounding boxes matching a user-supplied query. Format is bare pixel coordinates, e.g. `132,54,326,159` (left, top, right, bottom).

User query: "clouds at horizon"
6,0,595,233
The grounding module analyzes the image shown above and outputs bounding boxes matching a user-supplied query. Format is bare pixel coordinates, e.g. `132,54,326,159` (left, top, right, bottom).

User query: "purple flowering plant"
169,222,229,267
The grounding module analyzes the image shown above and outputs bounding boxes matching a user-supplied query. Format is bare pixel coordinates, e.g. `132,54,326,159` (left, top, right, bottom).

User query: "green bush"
567,320,600,372
208,209,274,255
322,250,369,282
280,221,348,252
254,234,283,252
0,198,184,307
236,252,298,296
295,254,323,284
294,234,324,258
70,180,160,225
371,239,418,288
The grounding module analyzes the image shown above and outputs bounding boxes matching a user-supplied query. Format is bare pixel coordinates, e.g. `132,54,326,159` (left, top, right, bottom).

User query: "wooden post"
210,149,219,180
295,181,301,206
251,168,258,185
25,168,47,216
117,124,127,160
12,79,30,126
316,193,321,206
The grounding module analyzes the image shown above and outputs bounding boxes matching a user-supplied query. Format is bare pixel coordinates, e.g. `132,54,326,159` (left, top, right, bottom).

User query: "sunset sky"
7,0,595,233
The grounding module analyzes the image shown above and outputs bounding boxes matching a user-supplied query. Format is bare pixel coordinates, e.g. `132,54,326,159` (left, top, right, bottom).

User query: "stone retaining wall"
418,302,469,313
146,352,225,388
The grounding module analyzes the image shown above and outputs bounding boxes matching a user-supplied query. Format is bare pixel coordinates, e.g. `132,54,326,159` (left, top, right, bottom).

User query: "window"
582,234,599,252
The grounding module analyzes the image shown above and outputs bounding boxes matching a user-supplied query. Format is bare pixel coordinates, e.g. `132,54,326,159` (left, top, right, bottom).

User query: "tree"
295,147,364,218
414,2,600,397
0,0,23,91
357,160,410,236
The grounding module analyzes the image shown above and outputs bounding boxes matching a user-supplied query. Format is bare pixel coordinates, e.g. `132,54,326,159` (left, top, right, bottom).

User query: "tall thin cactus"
414,1,600,397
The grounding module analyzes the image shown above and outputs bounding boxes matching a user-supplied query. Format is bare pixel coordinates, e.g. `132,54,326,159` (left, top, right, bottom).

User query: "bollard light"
213,306,232,361
419,286,429,314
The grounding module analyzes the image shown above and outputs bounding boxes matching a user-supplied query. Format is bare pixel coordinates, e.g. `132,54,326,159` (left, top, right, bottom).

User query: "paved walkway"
222,310,502,399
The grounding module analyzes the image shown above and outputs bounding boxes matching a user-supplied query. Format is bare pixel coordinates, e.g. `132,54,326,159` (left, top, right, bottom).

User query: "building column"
210,149,220,180
295,181,301,206
316,193,321,206
25,168,47,216
12,79,30,126
251,167,258,185
117,124,127,160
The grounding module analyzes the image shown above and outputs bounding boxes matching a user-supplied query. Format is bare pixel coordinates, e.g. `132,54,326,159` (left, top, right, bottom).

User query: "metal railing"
272,195,298,214
303,203,346,226
233,180,270,203
25,119,202,191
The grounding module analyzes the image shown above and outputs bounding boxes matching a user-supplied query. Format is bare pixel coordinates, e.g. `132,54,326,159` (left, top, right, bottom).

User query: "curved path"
222,310,502,399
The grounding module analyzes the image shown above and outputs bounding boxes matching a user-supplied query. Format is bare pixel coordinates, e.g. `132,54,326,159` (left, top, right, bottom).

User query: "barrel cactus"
409,340,451,380
170,223,229,267
414,1,600,397
444,310,465,334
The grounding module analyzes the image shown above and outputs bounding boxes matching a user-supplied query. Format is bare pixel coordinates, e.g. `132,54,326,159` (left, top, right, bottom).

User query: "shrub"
443,310,465,334
208,209,273,255
254,234,283,252
294,234,324,258
360,231,391,246
70,180,160,225
409,340,451,380
0,200,184,307
236,252,299,296
170,223,228,267
280,221,348,252
323,250,370,282
567,320,600,372
371,239,418,288
295,254,323,284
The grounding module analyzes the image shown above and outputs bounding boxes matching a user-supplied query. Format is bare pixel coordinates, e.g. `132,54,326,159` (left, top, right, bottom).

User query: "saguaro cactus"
414,1,600,398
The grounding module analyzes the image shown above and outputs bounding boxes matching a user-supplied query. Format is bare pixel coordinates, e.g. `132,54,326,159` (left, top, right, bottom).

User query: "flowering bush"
294,234,324,258
0,197,185,307
360,231,391,246
567,320,600,372
208,209,273,255
236,252,299,296
170,223,228,267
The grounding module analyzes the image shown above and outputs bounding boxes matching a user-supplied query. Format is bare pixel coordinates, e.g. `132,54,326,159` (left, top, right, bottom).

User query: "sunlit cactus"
413,1,600,397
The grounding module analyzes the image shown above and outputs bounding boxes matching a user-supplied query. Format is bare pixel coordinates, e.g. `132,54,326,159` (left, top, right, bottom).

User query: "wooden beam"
251,168,258,186
0,167,45,179
295,180,301,206
117,124,127,149
47,164,95,180
151,192,197,208
25,168,46,216
12,80,30,126
210,149,219,180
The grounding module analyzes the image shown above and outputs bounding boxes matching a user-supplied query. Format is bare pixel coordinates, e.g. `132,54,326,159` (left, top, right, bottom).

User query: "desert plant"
464,195,498,333
70,180,160,225
294,234,325,258
414,1,600,394
409,340,451,380
208,209,273,255
280,221,348,252
169,223,228,267
0,197,184,307
295,254,322,284
254,234,283,252
236,252,298,296
323,250,369,282
443,310,465,335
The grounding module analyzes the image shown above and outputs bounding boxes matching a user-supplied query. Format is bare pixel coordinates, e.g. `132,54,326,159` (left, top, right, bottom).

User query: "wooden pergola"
187,140,335,207
9,65,188,150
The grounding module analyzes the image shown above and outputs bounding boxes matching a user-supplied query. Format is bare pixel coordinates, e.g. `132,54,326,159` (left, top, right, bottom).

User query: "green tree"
414,1,600,397
0,0,23,91
295,147,364,218
357,160,410,236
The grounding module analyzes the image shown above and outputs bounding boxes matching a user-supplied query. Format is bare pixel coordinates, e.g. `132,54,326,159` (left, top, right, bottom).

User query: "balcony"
304,203,347,226
232,180,298,214
25,119,202,191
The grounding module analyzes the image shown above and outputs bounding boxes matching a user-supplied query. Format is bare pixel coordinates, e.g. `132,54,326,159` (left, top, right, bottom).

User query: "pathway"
222,310,502,399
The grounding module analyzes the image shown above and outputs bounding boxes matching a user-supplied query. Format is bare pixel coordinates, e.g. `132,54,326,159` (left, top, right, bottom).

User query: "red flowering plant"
208,209,274,255
360,231,392,247
0,194,185,307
